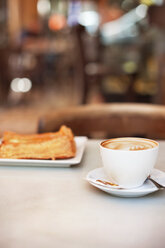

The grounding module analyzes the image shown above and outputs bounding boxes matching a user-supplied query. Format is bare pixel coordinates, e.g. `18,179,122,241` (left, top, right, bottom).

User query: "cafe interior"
1,0,165,137
1,1,165,248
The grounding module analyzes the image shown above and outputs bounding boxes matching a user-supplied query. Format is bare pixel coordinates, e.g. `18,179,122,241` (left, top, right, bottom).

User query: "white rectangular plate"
0,136,88,167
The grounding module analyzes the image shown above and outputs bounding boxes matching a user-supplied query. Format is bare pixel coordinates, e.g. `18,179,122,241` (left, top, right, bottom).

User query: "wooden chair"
38,103,165,139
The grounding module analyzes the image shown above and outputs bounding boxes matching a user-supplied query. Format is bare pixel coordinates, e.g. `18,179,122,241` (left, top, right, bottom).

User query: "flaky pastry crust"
0,126,76,160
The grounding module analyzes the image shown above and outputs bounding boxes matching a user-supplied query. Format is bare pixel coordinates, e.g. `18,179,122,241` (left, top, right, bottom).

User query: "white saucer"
86,167,165,197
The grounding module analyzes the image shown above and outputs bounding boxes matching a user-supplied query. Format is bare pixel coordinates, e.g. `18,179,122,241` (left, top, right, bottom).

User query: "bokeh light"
10,78,32,93
37,0,51,17
48,14,66,31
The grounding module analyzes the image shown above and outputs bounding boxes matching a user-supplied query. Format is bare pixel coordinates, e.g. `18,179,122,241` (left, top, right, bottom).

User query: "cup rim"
100,137,159,152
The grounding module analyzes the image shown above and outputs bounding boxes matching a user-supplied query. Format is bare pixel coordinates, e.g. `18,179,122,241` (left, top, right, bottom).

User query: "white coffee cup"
100,137,159,188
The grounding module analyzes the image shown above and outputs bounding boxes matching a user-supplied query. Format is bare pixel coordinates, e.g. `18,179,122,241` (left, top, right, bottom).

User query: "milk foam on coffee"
102,138,157,151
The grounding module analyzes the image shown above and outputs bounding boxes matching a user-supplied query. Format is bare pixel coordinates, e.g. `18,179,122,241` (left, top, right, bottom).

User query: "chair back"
38,103,165,139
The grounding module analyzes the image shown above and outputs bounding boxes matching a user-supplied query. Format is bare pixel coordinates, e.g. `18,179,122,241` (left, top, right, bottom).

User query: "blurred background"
0,0,165,133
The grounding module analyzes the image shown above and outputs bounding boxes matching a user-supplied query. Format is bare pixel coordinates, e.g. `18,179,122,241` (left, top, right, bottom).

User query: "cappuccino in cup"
100,137,159,188
102,137,157,151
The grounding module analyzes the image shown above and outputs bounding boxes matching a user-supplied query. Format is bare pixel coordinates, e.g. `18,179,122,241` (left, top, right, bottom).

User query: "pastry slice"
0,125,76,160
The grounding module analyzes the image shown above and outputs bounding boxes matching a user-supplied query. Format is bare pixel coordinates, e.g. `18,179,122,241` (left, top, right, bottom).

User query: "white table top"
0,139,165,248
